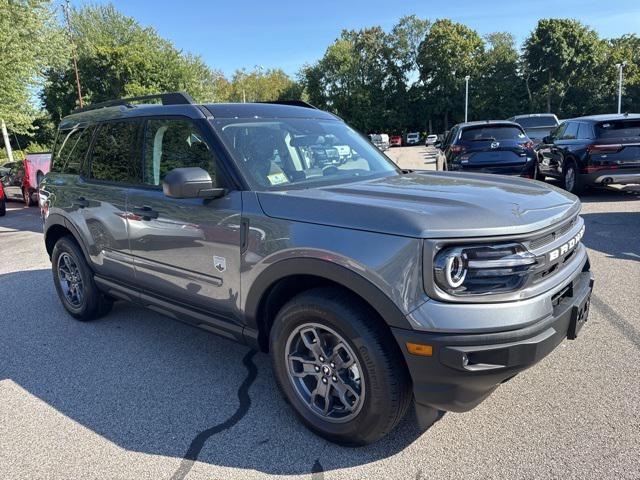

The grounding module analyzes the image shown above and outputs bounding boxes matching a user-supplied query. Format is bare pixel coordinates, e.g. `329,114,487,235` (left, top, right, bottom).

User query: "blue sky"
71,0,640,77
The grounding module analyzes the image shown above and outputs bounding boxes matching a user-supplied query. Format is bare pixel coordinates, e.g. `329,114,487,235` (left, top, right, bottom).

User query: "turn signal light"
406,342,433,357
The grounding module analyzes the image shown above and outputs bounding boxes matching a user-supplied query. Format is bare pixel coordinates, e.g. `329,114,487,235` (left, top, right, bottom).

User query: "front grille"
528,215,577,250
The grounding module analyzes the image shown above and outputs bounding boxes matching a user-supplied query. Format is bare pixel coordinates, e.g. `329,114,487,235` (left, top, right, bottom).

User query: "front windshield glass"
211,118,399,190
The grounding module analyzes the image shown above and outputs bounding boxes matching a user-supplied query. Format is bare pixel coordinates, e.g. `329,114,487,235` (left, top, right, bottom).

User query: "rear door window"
90,121,142,183
142,118,219,186
560,122,578,140
577,123,593,140
51,126,94,175
460,126,525,141
595,120,640,139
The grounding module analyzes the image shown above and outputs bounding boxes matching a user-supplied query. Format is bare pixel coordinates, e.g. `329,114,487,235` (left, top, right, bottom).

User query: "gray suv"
40,93,594,446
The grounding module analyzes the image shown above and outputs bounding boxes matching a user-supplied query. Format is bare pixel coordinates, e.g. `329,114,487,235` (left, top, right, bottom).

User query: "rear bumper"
588,170,640,185
393,268,594,413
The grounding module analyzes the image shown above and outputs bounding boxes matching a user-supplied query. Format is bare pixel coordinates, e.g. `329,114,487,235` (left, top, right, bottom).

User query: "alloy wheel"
285,323,365,423
57,252,84,307
565,165,576,192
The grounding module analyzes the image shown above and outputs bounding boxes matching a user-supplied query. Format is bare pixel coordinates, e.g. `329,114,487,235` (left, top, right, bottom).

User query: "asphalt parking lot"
1,175,639,479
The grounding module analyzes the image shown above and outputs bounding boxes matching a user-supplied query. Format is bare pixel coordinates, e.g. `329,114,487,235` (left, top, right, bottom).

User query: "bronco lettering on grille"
548,225,585,262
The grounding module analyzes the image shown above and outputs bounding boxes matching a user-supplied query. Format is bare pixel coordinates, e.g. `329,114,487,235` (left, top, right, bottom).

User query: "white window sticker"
267,173,289,185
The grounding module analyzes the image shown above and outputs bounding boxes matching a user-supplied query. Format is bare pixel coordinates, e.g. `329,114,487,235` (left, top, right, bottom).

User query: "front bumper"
393,268,594,412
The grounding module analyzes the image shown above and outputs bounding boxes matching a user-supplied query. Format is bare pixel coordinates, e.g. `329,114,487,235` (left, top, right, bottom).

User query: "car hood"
256,172,580,238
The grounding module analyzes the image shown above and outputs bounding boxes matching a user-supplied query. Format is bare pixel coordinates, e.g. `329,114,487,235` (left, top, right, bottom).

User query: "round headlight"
445,252,467,287
435,248,468,290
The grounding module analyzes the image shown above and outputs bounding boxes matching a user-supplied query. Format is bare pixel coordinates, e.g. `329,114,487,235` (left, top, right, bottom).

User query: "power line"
63,0,84,108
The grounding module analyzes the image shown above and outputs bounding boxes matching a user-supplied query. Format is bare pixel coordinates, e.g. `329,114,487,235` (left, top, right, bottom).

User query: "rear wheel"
52,236,113,321
22,188,36,207
270,287,412,446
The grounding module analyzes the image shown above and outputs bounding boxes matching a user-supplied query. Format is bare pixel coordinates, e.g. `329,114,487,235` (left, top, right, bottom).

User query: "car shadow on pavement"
0,269,432,477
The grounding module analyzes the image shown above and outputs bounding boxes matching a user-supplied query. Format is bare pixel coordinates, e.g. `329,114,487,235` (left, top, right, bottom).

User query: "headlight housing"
433,243,537,296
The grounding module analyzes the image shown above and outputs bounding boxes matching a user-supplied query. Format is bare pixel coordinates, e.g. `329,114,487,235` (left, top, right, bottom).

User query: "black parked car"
535,113,640,194
509,113,560,144
436,121,537,178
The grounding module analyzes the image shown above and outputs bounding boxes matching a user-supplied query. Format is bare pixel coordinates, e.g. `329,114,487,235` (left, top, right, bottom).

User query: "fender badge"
213,256,227,273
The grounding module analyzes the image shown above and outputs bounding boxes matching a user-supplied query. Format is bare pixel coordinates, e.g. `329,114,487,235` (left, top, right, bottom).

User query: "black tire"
52,235,113,321
0,196,5,216
533,160,544,181
22,188,36,207
562,161,584,195
270,287,412,446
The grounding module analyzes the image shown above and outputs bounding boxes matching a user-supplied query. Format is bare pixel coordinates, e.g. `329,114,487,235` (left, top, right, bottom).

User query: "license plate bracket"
567,293,591,340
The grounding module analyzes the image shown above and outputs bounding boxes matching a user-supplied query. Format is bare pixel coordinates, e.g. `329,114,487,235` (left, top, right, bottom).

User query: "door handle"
74,197,89,208
132,206,159,220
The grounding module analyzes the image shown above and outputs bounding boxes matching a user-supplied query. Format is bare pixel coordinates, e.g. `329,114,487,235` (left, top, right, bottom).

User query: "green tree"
474,33,526,119
417,19,484,128
303,26,409,133
523,19,606,115
42,4,227,122
603,34,640,113
226,68,301,102
0,0,66,135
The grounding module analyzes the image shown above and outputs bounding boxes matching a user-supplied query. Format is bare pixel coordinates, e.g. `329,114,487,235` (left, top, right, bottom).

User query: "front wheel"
52,236,113,321
0,196,5,216
270,287,412,446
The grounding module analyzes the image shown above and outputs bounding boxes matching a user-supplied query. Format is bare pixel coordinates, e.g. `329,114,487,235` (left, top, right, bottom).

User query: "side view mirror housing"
542,135,553,144
434,140,442,148
162,167,225,199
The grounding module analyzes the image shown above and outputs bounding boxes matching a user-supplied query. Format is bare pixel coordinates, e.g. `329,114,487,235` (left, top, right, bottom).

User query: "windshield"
461,126,526,141
514,116,558,128
595,120,640,139
212,118,399,190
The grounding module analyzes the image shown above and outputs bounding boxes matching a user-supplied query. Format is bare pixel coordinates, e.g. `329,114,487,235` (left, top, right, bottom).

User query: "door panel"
127,189,242,319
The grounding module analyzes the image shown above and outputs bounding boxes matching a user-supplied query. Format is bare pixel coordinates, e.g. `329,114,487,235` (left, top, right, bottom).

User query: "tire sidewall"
563,162,578,193
270,296,401,445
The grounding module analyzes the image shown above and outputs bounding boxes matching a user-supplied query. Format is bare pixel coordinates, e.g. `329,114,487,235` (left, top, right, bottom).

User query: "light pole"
615,62,627,114
464,75,470,122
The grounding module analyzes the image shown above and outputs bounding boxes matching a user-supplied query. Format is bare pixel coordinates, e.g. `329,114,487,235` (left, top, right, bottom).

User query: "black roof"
204,103,338,120
60,93,338,129
567,113,640,122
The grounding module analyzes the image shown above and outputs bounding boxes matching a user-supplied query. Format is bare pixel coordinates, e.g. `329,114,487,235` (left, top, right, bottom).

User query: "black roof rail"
260,100,318,110
72,91,194,114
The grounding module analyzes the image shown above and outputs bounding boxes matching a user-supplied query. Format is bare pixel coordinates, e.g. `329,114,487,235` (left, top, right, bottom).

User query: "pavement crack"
170,350,258,480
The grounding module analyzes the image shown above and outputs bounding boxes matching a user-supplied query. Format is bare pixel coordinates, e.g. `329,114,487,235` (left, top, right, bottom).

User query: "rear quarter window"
50,126,94,175
595,120,640,139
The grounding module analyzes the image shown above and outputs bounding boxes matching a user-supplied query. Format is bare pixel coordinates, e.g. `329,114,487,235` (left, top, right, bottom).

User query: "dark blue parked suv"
436,121,537,178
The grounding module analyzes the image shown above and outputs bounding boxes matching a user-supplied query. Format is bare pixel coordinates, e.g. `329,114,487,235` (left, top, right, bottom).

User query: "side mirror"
542,135,553,144
434,141,442,148
162,167,225,199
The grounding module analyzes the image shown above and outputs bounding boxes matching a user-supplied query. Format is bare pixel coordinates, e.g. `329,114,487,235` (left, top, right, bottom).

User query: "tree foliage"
0,0,66,134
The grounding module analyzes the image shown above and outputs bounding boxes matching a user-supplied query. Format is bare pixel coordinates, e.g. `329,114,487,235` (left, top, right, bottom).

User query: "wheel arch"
244,258,414,351
44,214,91,263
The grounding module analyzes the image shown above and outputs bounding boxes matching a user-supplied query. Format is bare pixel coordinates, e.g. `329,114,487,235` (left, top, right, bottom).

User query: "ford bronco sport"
40,93,594,446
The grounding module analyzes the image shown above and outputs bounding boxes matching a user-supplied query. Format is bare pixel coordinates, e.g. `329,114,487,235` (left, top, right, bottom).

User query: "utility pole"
1,119,15,164
63,0,84,108
615,61,627,114
464,76,470,122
